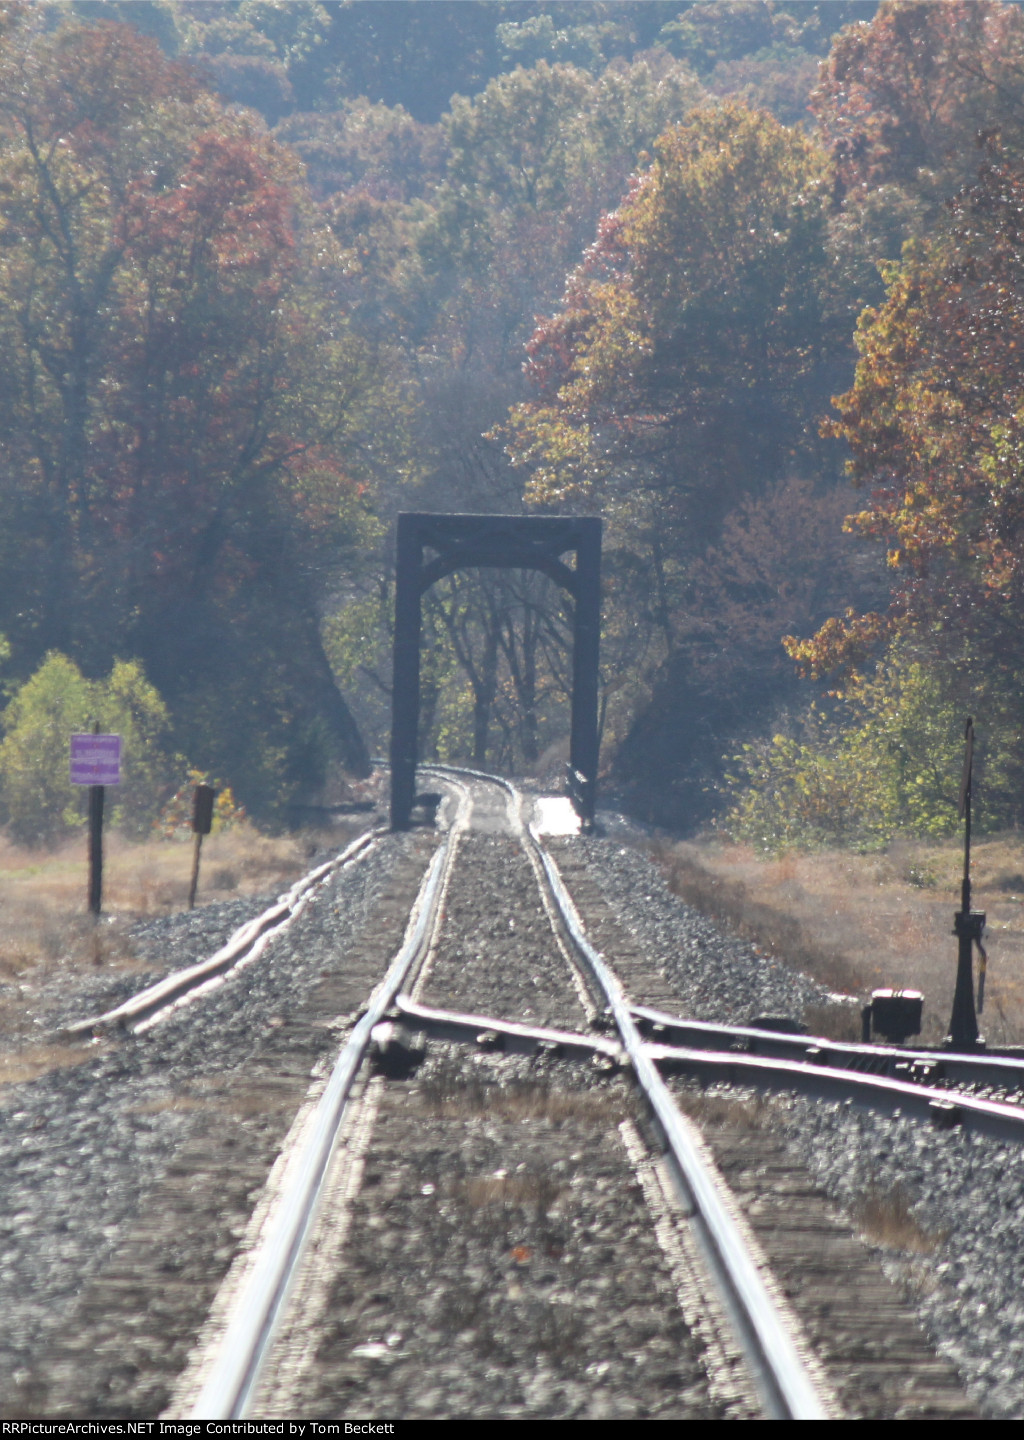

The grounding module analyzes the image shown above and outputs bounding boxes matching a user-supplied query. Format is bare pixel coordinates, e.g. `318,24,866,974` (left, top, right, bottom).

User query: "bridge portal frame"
390,512,601,830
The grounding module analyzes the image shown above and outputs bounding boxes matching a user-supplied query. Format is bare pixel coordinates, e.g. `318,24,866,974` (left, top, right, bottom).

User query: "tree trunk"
305,614,372,777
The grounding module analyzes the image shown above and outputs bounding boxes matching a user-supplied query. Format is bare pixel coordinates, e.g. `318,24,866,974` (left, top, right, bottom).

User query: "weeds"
418,1063,618,1127
650,833,1024,1045
801,1003,863,1043
853,1183,948,1255
0,822,355,1053
675,1087,770,1130
651,840,861,997
994,872,1024,894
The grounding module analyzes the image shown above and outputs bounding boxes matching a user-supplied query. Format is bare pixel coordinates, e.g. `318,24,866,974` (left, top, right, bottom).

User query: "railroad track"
10,768,1000,1419
158,769,825,1420
60,827,383,1039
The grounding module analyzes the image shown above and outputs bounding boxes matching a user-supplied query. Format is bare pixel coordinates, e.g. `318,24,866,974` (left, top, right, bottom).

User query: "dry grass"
0,820,366,1066
675,1088,770,1130
0,821,345,973
653,833,1024,1045
0,1038,107,1087
419,1067,619,1126
853,1183,948,1255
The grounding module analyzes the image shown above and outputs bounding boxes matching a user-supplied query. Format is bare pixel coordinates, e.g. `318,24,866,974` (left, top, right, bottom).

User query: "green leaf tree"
0,652,176,847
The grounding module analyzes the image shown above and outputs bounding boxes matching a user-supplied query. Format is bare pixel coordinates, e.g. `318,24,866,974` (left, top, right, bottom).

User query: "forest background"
1,0,1023,853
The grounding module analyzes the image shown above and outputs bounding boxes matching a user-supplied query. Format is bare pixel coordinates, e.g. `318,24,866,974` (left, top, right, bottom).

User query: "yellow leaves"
498,401,604,506
622,100,828,313
722,642,973,852
784,609,893,680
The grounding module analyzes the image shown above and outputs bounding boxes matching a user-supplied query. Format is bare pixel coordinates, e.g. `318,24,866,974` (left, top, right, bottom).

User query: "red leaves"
812,1,1024,201
121,129,295,281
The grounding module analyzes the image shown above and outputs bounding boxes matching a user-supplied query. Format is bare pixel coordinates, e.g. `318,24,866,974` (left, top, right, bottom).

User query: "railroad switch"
946,718,986,1050
862,989,924,1045
369,1021,426,1078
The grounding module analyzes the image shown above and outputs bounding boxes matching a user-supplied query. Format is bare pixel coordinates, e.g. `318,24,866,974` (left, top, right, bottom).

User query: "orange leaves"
811,1,1024,201
797,135,1024,675
785,609,893,679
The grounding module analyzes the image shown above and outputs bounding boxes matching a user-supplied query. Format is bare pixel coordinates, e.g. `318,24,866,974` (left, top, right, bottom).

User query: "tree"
505,103,838,528
612,475,880,823
659,2,878,74
499,101,878,822
0,653,175,847
722,645,1021,852
781,141,1024,831
811,1,1024,307
275,98,445,203
502,101,843,653
791,144,1024,674
308,53,710,773
0,9,382,816
813,0,1024,202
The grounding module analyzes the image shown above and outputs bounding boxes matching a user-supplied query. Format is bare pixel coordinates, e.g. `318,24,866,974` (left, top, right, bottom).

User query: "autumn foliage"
793,143,1024,675
0,8,381,820
8,0,1024,844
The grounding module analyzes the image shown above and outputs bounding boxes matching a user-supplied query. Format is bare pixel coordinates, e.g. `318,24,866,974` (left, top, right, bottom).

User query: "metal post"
569,516,601,826
188,783,216,909
390,515,422,830
948,718,984,1049
88,784,104,916
188,833,204,910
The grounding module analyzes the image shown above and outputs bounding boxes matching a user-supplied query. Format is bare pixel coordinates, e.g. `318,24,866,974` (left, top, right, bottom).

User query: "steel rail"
174,766,822,1420
630,1004,1024,1095
423,764,829,1418
187,796,469,1420
388,992,623,1061
648,1041,1024,1142
522,830,829,1420
388,994,1024,1141
62,829,381,1039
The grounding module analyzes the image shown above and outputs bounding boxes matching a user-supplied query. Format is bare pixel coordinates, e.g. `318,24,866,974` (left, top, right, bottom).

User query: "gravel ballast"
0,807,1019,1417
0,830,427,1415
567,834,835,1024
771,1093,1024,1419
266,1047,726,1420
565,831,1024,1417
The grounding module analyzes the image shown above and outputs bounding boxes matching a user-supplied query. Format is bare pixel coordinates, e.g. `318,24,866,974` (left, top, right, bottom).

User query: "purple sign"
70,734,122,786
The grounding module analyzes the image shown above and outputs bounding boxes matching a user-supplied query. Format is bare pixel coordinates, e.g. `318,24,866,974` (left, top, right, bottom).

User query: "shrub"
722,649,1004,853
157,768,247,840
0,653,178,846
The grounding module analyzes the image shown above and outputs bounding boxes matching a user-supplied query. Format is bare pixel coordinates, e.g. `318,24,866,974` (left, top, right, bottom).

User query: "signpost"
188,783,217,910
947,718,985,1049
70,731,121,916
